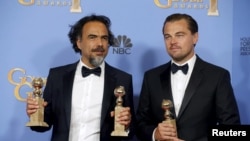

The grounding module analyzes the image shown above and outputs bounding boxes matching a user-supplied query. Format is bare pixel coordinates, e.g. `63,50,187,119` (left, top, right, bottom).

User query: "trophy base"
26,121,49,127
111,130,128,136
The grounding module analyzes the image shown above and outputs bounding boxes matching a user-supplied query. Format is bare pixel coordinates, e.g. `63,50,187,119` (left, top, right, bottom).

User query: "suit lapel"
177,57,204,119
62,62,78,129
161,62,177,118
100,63,116,127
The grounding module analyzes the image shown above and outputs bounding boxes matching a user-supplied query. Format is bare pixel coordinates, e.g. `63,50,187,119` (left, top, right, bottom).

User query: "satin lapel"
63,63,77,129
100,63,115,127
177,58,203,119
161,63,177,118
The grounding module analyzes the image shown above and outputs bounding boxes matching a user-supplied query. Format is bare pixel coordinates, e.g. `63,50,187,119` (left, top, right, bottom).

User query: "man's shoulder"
49,61,78,72
198,58,228,72
196,57,230,75
145,62,170,74
105,63,132,76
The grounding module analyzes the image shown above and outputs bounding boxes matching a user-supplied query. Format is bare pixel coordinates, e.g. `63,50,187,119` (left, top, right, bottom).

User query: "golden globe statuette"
26,77,49,127
111,86,128,136
162,99,177,136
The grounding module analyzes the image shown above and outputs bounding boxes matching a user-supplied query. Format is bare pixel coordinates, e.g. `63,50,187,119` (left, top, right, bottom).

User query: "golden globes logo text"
8,68,47,102
18,0,82,13
154,0,219,16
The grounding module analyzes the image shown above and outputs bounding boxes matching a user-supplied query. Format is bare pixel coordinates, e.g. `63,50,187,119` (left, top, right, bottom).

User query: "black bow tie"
81,66,101,77
171,63,189,74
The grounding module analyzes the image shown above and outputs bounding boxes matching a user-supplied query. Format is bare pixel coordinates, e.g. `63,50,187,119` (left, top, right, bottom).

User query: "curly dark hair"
68,14,115,53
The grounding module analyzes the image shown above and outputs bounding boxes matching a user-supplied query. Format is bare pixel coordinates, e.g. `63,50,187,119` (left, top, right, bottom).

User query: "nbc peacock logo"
111,35,133,54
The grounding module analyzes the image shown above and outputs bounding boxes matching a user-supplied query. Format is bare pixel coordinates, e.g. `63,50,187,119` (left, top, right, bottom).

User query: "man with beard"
26,14,136,141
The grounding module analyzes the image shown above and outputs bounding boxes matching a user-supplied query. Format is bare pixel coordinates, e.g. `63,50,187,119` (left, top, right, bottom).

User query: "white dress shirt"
69,60,105,141
171,55,196,117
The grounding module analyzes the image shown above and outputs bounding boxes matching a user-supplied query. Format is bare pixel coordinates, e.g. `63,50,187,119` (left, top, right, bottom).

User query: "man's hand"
154,122,184,141
110,107,131,129
26,95,47,117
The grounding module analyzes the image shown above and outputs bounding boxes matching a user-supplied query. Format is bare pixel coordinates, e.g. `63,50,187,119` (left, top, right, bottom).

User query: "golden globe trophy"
26,77,48,127
162,99,177,136
111,86,128,136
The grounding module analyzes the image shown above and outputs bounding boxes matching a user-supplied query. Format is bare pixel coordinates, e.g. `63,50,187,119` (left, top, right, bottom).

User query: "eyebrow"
164,31,186,36
88,34,108,37
175,31,186,34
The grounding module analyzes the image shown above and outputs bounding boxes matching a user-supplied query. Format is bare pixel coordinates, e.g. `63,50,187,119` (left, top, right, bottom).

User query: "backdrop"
1,0,249,141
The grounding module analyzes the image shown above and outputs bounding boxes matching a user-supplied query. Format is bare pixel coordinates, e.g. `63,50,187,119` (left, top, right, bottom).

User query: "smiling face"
163,19,198,64
77,21,110,68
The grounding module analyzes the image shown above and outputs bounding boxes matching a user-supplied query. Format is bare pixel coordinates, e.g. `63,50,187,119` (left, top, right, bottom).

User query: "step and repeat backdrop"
0,0,249,141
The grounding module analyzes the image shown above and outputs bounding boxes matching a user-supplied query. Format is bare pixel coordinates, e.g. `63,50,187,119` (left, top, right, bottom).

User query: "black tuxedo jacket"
31,61,136,141
136,56,240,141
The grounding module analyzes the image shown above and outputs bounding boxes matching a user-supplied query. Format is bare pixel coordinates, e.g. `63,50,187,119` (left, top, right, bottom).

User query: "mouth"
92,46,105,52
170,45,181,51
92,47,105,56
95,52,104,56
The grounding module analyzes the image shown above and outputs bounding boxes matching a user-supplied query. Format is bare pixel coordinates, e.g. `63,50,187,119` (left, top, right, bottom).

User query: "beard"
89,56,104,67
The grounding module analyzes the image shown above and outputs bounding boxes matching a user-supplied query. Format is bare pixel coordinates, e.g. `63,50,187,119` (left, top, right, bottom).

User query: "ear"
76,38,81,49
193,32,199,45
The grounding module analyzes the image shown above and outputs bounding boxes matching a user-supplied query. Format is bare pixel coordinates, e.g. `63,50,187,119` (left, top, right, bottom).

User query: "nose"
170,37,177,44
96,38,103,46
97,38,104,46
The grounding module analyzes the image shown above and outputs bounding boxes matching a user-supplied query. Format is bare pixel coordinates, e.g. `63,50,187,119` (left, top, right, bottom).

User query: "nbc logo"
112,35,132,54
